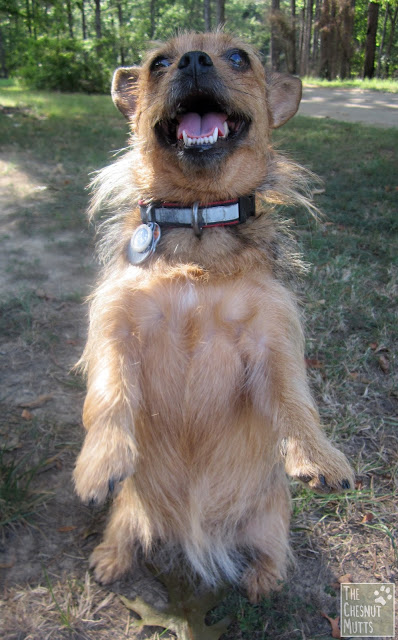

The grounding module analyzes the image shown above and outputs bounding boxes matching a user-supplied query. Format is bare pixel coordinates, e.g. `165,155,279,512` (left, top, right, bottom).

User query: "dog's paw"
90,542,132,584
296,472,353,492
243,557,283,604
285,441,355,493
74,428,137,505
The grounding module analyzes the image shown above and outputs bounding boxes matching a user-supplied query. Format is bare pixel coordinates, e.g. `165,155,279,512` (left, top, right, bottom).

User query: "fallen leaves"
19,394,53,409
305,358,324,369
331,574,353,589
57,525,77,533
378,354,389,374
361,512,374,523
321,612,341,638
369,343,390,374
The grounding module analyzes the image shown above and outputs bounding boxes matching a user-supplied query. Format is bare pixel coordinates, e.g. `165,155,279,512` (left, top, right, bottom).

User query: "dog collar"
139,195,255,238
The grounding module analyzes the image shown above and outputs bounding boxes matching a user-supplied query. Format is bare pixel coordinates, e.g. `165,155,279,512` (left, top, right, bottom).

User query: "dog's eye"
151,56,172,72
227,49,250,70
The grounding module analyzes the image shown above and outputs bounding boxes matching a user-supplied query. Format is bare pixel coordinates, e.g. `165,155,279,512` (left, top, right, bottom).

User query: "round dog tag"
127,223,161,265
131,224,153,253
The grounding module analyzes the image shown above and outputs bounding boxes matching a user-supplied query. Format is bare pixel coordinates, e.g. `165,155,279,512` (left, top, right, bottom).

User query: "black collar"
139,195,255,237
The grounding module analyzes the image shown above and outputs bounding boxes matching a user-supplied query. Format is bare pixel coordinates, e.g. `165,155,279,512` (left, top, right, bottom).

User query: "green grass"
0,292,39,339
0,81,116,118
0,447,51,526
302,76,398,93
0,84,127,235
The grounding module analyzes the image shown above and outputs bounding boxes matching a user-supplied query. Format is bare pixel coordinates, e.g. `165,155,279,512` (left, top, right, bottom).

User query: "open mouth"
155,95,250,154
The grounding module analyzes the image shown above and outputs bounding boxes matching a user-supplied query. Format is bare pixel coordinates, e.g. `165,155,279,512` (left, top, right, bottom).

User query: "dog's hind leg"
90,480,146,584
240,469,291,604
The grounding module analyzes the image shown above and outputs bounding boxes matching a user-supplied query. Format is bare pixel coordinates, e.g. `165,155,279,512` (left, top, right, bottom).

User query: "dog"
74,31,354,603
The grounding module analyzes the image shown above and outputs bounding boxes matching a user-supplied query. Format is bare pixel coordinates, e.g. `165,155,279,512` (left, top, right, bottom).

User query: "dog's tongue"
177,112,227,139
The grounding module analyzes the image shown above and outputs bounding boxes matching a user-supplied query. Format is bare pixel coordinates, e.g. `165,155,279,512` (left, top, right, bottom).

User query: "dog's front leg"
279,397,355,492
74,338,140,506
246,286,354,492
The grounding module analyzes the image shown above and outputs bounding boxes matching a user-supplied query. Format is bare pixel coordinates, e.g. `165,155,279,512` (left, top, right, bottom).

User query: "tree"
1,0,397,90
204,0,211,30
290,0,298,73
94,0,101,40
363,1,380,77
270,0,282,70
66,0,74,38
300,0,314,75
216,0,225,27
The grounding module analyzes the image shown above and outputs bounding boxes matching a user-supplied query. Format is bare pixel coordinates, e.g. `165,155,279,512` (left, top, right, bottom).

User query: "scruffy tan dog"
74,32,354,603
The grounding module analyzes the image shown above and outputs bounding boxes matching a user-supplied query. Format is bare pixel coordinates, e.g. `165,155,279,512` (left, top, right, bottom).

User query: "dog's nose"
177,50,214,77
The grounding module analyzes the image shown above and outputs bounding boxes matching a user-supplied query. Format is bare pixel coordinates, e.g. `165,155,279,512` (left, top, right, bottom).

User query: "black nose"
177,50,214,77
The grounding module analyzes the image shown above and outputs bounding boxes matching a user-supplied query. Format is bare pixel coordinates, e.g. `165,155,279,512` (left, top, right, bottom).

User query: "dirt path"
299,86,398,127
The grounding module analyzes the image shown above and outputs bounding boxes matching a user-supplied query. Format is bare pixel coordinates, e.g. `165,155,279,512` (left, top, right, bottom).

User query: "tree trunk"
81,0,87,40
385,5,398,75
204,0,211,31
270,0,281,70
215,0,225,27
339,0,355,79
312,0,322,73
298,1,305,71
66,0,74,38
116,0,126,65
150,0,156,38
25,0,32,37
95,0,102,40
319,0,336,79
300,0,313,75
363,2,380,78
290,0,297,74
376,3,389,77
31,0,37,39
0,25,7,78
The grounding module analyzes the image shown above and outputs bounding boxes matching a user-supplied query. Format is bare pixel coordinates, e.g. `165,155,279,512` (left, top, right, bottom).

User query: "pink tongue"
177,112,227,139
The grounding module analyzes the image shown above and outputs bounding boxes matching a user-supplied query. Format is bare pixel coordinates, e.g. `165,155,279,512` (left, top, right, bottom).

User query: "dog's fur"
74,32,354,603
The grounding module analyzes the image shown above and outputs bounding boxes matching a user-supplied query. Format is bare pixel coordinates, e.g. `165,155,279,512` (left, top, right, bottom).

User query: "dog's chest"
131,275,271,427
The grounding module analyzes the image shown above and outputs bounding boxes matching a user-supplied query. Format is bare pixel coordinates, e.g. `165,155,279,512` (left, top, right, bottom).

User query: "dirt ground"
0,93,397,639
299,86,398,127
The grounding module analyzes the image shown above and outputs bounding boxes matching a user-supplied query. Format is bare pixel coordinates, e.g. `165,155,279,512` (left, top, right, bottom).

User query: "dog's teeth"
183,132,220,147
223,122,229,137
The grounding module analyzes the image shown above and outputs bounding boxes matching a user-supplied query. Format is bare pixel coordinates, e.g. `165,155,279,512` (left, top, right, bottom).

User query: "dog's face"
112,32,302,202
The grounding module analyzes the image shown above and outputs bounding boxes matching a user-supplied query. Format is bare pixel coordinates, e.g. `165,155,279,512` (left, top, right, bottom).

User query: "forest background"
0,0,397,94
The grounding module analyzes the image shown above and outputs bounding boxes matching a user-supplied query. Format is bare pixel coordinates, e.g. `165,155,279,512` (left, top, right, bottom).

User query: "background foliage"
0,1,397,91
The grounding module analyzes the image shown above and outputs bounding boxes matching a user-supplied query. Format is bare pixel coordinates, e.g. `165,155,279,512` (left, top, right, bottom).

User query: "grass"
0,83,126,235
0,446,51,527
0,88,397,639
302,76,398,93
0,572,121,638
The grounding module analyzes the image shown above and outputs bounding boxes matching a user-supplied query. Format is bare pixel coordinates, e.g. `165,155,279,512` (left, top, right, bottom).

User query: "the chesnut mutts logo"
341,583,395,638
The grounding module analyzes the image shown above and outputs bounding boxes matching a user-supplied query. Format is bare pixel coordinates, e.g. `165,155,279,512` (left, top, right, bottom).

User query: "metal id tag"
127,222,161,265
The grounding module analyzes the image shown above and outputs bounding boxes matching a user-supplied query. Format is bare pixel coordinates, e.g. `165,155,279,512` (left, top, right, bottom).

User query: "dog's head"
111,32,302,203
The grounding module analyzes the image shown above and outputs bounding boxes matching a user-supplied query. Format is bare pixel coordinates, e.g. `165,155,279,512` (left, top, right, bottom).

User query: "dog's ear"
266,71,302,129
111,67,141,118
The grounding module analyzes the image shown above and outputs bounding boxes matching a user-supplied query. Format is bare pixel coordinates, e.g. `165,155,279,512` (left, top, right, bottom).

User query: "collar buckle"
191,202,202,237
